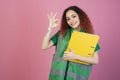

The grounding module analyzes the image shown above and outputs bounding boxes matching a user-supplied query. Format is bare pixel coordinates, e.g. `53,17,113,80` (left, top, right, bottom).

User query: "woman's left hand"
63,48,77,61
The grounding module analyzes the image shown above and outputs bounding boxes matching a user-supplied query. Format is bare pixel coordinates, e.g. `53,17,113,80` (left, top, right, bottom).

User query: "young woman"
42,6,100,80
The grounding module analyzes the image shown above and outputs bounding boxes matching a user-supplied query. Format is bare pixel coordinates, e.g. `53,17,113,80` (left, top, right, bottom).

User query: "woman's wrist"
48,26,53,31
45,27,53,37
73,54,82,60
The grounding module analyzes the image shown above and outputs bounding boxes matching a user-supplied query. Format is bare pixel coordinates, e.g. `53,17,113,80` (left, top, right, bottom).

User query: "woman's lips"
70,21,77,26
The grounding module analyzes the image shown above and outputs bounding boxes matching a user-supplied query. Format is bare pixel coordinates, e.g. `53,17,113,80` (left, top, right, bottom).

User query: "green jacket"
49,28,100,80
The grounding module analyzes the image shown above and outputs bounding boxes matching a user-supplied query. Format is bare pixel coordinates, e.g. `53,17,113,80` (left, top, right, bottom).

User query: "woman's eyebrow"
71,14,76,16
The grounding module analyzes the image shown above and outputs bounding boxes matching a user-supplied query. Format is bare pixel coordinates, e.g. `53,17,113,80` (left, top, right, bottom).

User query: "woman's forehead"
66,10,77,17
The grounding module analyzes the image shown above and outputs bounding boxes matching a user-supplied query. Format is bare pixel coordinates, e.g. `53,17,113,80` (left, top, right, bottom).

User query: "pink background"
0,0,120,80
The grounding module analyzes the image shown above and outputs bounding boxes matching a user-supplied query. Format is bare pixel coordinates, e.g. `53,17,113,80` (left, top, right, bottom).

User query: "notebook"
65,30,100,65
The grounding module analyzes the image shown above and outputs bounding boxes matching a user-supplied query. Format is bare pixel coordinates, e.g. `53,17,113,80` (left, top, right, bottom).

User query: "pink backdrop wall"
0,0,120,80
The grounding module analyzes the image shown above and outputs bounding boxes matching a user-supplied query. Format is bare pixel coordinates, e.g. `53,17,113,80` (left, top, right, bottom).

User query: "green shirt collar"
70,27,85,33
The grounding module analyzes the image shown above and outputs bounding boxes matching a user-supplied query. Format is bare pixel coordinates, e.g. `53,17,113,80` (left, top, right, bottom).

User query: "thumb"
68,47,74,53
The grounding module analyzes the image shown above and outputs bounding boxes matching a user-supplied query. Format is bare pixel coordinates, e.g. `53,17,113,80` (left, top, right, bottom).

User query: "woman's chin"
73,26,79,29
71,25,77,28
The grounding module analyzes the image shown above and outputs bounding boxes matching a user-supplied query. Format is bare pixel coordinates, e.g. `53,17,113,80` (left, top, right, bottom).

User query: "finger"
50,12,53,18
63,53,67,58
64,51,69,54
63,56,68,60
53,12,57,20
63,57,66,60
63,55,66,59
54,19,59,24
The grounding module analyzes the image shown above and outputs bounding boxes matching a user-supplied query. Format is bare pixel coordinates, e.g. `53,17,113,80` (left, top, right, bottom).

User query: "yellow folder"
66,30,100,65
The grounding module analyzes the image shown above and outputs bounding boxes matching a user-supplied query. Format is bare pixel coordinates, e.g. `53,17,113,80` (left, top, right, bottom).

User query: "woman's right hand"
48,12,60,30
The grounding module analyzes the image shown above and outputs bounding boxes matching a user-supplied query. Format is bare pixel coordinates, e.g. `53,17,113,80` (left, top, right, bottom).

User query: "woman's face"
66,10,80,29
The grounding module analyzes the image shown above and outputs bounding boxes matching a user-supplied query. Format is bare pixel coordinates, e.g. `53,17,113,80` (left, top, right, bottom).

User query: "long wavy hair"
60,6,94,36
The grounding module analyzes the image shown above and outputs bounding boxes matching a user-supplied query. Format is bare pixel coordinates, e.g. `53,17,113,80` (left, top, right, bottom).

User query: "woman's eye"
66,18,70,21
73,15,76,18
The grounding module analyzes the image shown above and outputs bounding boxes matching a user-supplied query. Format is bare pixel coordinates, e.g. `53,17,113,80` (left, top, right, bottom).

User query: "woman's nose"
69,19,74,23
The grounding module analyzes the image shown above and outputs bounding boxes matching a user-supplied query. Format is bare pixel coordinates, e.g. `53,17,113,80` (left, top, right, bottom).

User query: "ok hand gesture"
48,12,60,30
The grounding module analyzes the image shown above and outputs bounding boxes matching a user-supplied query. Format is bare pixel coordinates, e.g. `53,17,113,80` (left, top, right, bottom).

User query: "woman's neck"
74,26,81,31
